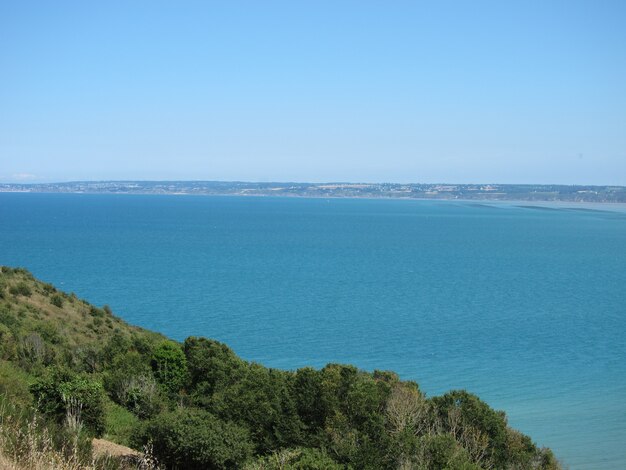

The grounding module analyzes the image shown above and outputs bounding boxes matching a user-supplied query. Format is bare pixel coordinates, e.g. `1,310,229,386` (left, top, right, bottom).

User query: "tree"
135,408,253,469
151,340,188,395
385,383,429,436
184,337,246,396
432,390,509,468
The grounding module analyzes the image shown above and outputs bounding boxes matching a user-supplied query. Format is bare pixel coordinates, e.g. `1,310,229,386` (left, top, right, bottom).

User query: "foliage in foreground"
0,398,140,470
0,267,562,469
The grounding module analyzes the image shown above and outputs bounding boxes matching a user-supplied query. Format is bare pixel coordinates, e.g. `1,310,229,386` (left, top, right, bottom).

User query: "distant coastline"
1,180,626,204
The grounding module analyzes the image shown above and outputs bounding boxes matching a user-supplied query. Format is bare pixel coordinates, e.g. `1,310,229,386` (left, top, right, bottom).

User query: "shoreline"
3,188,626,212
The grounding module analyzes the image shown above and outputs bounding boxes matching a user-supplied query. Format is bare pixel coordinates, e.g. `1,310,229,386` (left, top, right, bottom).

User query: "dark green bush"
135,408,254,469
89,306,104,317
209,363,304,453
50,294,64,308
184,337,247,395
101,333,132,365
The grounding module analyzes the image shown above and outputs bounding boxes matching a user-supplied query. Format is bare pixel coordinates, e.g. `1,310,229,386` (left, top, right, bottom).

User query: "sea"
1,192,625,469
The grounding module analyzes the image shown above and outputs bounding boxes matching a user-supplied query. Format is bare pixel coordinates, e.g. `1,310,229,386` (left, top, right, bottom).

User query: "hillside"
0,267,561,469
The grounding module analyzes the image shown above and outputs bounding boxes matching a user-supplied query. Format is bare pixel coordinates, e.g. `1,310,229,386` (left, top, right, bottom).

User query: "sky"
1,1,625,185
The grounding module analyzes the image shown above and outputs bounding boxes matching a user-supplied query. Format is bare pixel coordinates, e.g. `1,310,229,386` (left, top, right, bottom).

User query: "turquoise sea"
1,193,625,469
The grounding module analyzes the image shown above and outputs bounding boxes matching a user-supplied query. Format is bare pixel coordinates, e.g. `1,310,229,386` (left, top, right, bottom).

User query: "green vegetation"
0,266,561,469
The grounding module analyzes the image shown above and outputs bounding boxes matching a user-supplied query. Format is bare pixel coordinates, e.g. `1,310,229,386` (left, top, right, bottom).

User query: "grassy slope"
0,267,161,446
0,267,163,351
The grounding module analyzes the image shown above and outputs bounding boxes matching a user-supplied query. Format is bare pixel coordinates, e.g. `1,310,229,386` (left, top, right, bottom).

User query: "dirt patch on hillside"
92,438,141,459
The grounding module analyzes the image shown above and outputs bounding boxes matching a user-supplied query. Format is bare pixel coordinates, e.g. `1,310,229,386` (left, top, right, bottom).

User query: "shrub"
42,282,56,295
101,333,132,365
135,408,253,469
210,363,304,453
151,341,188,395
0,402,95,470
30,369,106,436
105,352,162,419
0,360,32,406
67,345,101,373
416,434,468,469
245,447,343,469
18,332,49,366
34,321,62,345
432,390,509,466
103,401,140,448
184,337,246,395
9,282,32,297
0,324,17,360
89,306,104,318
50,294,64,308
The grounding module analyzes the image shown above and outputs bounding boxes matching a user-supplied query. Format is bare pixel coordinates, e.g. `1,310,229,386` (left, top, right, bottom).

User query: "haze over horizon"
2,1,625,185
3,177,626,187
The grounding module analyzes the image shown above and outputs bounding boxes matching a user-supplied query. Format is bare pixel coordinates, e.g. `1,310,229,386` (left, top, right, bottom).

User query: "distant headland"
2,180,626,203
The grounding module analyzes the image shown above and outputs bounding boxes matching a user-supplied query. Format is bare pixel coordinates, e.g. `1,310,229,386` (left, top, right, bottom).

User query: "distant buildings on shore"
1,181,625,203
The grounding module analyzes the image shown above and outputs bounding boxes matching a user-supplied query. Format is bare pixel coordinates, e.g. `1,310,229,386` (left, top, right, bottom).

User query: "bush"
135,408,254,469
9,282,32,297
89,306,104,317
416,434,470,469
103,400,140,447
432,390,509,467
0,324,17,360
18,332,54,367
101,333,132,365
105,352,163,419
30,368,106,436
184,337,247,396
42,282,56,295
151,340,188,395
50,294,64,308
0,360,32,406
209,363,304,453
245,447,343,469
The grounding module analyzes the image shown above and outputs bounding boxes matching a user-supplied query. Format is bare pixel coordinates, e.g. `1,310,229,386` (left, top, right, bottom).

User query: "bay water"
1,193,625,469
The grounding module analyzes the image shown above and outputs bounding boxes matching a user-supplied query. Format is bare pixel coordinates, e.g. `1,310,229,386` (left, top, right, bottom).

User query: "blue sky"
1,1,625,184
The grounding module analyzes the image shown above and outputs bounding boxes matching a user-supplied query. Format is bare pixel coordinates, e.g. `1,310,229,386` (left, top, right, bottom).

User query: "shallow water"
1,193,625,469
